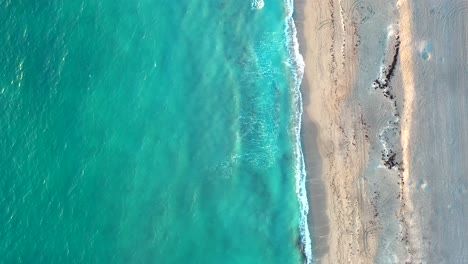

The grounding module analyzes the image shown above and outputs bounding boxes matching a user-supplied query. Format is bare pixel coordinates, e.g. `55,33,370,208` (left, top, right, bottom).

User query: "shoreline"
294,0,371,261
294,0,424,262
293,0,330,260
285,0,313,262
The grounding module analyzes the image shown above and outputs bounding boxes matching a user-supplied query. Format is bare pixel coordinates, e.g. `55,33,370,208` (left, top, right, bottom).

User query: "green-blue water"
0,0,310,263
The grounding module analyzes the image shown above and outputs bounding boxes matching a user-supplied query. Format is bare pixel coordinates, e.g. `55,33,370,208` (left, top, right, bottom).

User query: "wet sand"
296,0,468,262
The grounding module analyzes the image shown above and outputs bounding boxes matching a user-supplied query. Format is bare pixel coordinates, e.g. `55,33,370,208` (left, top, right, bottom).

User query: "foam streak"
284,0,313,263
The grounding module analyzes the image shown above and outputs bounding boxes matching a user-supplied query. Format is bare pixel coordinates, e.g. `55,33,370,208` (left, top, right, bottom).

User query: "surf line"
284,0,313,263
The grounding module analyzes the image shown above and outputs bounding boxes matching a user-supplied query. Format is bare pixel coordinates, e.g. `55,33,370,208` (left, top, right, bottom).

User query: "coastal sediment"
295,0,425,262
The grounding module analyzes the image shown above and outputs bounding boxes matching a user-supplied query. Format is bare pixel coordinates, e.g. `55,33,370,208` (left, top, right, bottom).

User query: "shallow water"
0,1,308,263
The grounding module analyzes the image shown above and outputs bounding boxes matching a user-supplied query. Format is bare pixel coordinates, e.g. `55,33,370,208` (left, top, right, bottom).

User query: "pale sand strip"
397,0,422,262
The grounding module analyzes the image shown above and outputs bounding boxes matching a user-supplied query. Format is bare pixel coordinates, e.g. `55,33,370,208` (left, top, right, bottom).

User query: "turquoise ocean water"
0,0,311,263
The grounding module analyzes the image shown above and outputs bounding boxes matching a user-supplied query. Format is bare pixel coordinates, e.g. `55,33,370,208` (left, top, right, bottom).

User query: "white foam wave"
283,0,313,263
251,0,264,9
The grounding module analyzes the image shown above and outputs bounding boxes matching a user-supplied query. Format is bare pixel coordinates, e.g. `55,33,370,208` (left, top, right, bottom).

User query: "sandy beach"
296,0,468,262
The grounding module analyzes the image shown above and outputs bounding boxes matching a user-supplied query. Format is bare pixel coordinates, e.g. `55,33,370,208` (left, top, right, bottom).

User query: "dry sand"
404,0,468,263
294,0,468,262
